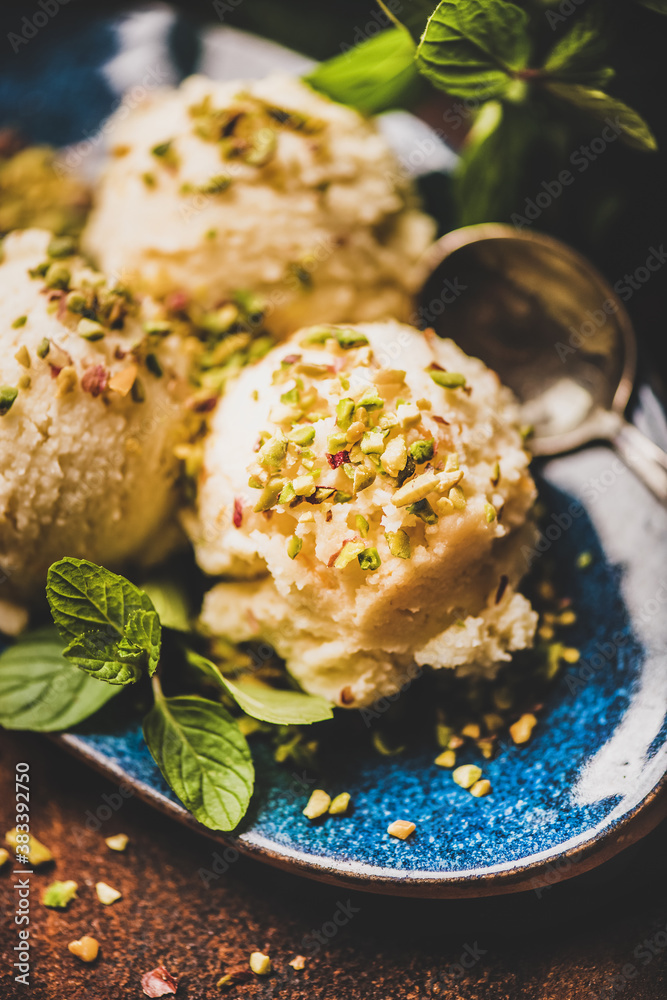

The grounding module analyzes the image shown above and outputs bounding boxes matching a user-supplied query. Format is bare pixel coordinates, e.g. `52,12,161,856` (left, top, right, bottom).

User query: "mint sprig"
46,557,161,685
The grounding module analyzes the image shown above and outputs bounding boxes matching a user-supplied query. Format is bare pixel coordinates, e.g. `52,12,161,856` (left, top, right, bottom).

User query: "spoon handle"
611,417,667,504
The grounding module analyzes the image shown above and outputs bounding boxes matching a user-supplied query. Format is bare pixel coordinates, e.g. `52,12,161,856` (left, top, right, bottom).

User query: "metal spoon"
417,223,667,502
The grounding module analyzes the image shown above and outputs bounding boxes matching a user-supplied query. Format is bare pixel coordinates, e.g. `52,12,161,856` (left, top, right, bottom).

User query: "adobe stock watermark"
298,899,361,957
587,920,667,999
545,0,587,30
425,941,488,995
8,0,71,54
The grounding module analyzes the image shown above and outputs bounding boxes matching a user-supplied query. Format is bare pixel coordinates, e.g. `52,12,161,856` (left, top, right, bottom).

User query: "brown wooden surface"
1,729,666,1000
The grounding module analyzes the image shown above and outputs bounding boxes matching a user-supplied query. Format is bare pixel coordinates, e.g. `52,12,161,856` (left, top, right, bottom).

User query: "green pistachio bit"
142,172,156,188
205,228,217,240
199,174,231,194
409,439,434,463
280,386,300,405
287,535,303,559
327,431,348,453
434,749,456,768
387,529,410,559
334,540,366,568
12,315,27,329
429,370,467,389
151,139,174,158
300,326,334,346
309,486,336,503
45,263,70,290
485,502,497,523
407,499,438,525
244,127,277,167
449,485,466,510
342,463,356,481
77,318,105,341
358,546,381,571
576,550,593,569
278,481,296,503
131,377,146,403
0,386,18,415
28,261,50,279
334,491,352,504
248,474,263,489
396,455,416,487
258,433,288,468
15,345,30,368
445,452,459,472
357,388,383,412
66,291,87,314
329,792,351,815
353,466,376,493
18,374,31,390
335,327,369,349
42,879,78,909
249,952,272,976
336,397,355,431
491,460,501,485
378,412,399,431
36,337,50,359
303,788,331,819
47,235,77,259
254,479,285,512
355,515,369,538
453,764,482,789
143,320,172,336
361,430,385,455
145,352,163,377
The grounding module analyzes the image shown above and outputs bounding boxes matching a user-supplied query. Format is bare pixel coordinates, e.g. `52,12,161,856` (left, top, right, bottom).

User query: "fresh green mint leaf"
543,6,614,90
416,0,531,100
140,578,191,632
305,28,421,116
46,557,161,685
143,690,254,831
377,0,438,43
636,0,667,13
186,650,334,725
545,83,658,151
0,627,119,731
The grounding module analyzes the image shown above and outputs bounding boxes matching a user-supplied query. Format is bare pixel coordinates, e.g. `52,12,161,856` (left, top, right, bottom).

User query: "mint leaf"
543,7,614,89
143,691,254,831
544,83,658,151
305,28,421,116
377,0,438,42
186,651,333,725
140,578,191,632
46,557,161,685
636,0,667,12
416,0,531,100
0,627,119,731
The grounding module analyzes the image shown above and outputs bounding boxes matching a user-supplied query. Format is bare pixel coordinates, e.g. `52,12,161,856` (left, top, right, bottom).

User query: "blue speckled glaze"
1,7,665,895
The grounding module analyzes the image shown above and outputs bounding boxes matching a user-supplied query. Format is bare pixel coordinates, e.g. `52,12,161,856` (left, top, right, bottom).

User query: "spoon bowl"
417,224,667,501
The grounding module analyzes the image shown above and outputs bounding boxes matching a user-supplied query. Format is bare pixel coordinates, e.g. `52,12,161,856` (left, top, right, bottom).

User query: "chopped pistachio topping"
77,318,105,341
386,529,411,559
303,789,331,819
373,368,406,385
95,881,122,905
408,499,438,524
357,387,383,411
358,546,381,571
449,485,466,510
355,515,369,538
142,171,156,188
485,502,497,523
14,345,30,368
387,819,415,840
287,535,302,559
249,952,272,976
278,481,296,503
336,397,355,431
36,337,50,359
105,833,129,852
409,439,434,463
258,432,288,468
381,435,408,477
47,234,77,259
452,764,482,789
12,315,27,329
144,319,173,336
434,749,457,768
5,829,53,866
329,792,351,815
360,429,386,455
44,262,70,290
334,327,369,349
334,541,366,569
293,475,316,497
445,452,459,471
131,377,146,403
393,470,438,507
288,425,315,446
429,369,467,389
470,779,492,797
254,479,285,512
0,386,18,415
42,879,78,909
17,374,31,390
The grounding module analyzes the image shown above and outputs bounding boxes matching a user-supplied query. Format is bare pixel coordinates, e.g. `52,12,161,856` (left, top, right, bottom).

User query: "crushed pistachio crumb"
485,502,497,523
329,792,351,815
0,386,19,415
18,374,31,390
387,820,416,840
434,750,456,768
358,547,381,571
386,529,410,559
287,535,302,559
429,369,467,389
47,234,77,258
68,936,99,963
78,318,105,341
303,789,331,819
96,881,122,905
12,315,27,329
105,833,129,852
452,764,482,789
409,439,434,463
249,952,271,976
14,345,30,368
5,829,53,866
36,337,50,359
288,425,315,446
42,880,78,909
470,779,491,797
509,713,538,745
355,515,369,538
334,541,366,569
44,262,70,290
289,955,306,971
449,485,466,510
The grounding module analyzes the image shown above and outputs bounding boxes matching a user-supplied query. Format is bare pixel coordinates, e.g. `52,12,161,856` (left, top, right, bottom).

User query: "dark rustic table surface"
1,730,666,1000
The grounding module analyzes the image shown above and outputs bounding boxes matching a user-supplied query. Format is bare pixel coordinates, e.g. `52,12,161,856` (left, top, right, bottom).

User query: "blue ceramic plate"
3,6,666,897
